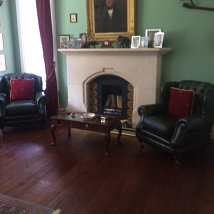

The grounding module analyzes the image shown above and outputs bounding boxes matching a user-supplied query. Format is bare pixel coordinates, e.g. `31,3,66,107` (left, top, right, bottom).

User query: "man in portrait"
94,0,127,33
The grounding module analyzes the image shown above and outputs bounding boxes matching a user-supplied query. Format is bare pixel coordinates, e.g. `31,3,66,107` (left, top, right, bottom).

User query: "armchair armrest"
138,103,168,117
0,93,7,104
35,92,48,116
176,114,207,132
171,114,207,146
35,91,48,105
0,93,7,119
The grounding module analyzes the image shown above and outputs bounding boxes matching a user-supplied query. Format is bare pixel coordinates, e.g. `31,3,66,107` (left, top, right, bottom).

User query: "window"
16,0,46,89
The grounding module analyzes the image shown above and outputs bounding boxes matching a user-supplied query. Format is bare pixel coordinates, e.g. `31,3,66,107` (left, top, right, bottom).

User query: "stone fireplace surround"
58,48,172,127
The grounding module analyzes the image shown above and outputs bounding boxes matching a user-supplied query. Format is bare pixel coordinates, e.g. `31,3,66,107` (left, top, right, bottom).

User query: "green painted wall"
0,0,19,74
2,0,214,108
55,0,87,107
55,0,214,108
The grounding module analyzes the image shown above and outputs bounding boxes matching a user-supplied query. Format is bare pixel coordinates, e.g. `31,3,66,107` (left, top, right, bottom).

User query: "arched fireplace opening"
89,75,133,127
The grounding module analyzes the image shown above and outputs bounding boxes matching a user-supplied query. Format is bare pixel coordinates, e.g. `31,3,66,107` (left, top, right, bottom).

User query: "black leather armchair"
136,80,214,163
0,73,48,130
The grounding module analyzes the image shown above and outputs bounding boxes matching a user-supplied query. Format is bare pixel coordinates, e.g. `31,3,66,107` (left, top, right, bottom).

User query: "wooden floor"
0,125,214,214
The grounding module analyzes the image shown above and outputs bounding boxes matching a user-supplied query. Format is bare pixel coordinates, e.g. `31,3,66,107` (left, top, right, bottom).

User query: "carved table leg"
117,123,122,146
50,124,56,146
68,123,71,136
105,131,111,156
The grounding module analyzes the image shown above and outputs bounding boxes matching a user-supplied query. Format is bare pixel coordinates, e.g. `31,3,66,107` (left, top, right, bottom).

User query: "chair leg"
174,154,182,165
138,139,144,148
0,126,5,133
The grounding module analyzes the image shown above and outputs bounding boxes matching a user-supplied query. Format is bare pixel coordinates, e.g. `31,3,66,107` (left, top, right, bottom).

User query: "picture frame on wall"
0,54,6,71
86,0,135,41
145,29,162,47
59,35,70,48
131,36,141,48
0,33,4,50
153,32,165,48
70,13,77,23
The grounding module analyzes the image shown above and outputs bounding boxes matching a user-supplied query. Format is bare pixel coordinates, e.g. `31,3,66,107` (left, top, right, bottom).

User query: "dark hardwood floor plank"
0,126,214,214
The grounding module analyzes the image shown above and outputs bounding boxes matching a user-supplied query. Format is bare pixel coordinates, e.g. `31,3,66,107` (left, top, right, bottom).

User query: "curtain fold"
36,0,58,116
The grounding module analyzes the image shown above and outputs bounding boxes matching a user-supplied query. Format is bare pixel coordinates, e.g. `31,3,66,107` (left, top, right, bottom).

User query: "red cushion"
168,87,194,117
10,79,34,101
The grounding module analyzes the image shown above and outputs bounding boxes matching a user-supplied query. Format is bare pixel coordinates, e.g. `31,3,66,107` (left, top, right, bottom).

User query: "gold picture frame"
86,0,135,42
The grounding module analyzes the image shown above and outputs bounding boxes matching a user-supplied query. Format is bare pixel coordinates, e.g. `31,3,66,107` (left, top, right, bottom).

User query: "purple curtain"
36,0,58,116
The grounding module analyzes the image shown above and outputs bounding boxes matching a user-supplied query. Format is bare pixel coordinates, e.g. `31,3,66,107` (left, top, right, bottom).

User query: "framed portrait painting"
86,0,136,41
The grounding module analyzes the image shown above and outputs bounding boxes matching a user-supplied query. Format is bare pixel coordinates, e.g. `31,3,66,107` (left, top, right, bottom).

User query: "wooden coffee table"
50,112,122,155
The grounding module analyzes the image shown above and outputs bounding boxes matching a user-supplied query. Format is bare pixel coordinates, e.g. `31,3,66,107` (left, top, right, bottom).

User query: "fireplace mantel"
58,47,172,55
58,48,172,127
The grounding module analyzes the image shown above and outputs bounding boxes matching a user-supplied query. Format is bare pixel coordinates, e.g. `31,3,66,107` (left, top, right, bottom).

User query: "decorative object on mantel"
145,29,162,48
153,32,165,48
131,36,141,49
117,36,130,48
79,33,88,48
140,36,149,48
86,0,135,42
87,41,99,48
101,41,113,48
74,38,82,48
58,35,70,48
182,0,214,11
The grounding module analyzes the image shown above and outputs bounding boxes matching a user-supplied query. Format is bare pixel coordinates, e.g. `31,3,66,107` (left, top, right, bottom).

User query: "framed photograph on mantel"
86,0,135,41
145,29,161,47
59,35,70,48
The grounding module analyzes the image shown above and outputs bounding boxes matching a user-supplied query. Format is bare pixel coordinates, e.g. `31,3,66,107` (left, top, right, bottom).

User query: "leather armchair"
136,80,214,163
0,73,48,130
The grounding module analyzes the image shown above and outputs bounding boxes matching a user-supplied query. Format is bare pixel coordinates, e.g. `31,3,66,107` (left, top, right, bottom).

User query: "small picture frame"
74,39,82,48
0,33,4,51
79,33,87,48
145,29,162,47
59,35,70,48
0,54,6,71
131,36,141,49
153,32,165,48
70,13,77,23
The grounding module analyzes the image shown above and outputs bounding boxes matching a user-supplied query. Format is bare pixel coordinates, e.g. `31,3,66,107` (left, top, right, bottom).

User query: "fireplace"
89,75,133,126
58,48,172,127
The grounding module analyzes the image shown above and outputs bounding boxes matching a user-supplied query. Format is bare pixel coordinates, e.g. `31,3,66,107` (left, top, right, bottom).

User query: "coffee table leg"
50,124,56,146
117,124,122,145
105,131,111,156
68,124,71,136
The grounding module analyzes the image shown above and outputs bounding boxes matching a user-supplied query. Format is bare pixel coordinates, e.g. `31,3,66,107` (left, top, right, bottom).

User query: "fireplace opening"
89,75,134,127
102,85,123,116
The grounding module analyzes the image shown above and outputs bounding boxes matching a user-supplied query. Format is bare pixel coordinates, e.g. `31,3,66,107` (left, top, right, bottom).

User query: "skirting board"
112,125,214,139
111,127,136,137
